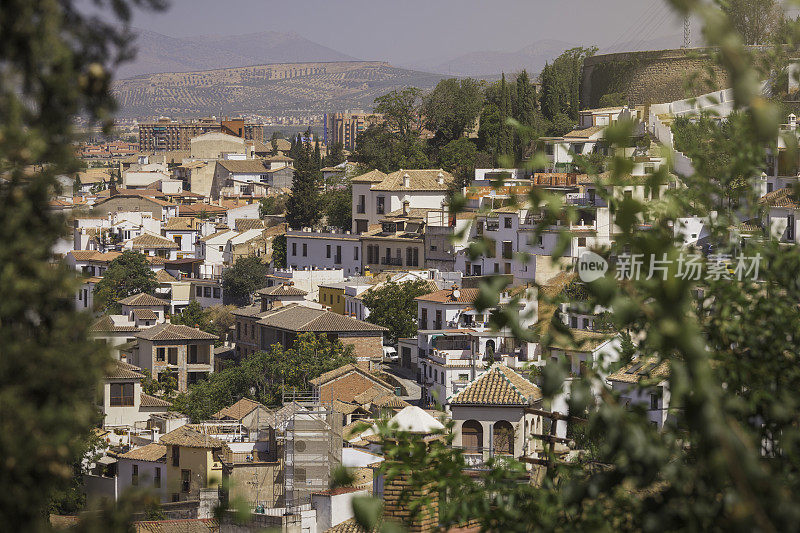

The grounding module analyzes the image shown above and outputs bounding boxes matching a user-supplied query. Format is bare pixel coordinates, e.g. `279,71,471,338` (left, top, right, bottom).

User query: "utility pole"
683,15,691,49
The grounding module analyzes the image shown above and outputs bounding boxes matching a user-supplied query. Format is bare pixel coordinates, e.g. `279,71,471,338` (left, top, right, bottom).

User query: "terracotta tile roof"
331,400,362,415
234,218,266,231
118,443,166,462
212,398,265,420
136,323,217,341
265,155,293,162
415,287,479,304
134,519,218,533
546,329,615,352
105,361,145,380
372,393,410,409
69,250,102,261
257,304,387,333
759,187,800,209
164,217,197,230
130,233,180,250
450,364,541,406
179,203,228,216
159,425,223,449
156,269,178,283
607,358,670,384
350,169,386,183
563,125,605,138
327,517,373,533
132,309,159,321
370,169,454,191
257,284,307,297
140,393,173,408
119,293,169,307
353,385,390,405
217,159,268,174
309,363,394,389
90,315,140,333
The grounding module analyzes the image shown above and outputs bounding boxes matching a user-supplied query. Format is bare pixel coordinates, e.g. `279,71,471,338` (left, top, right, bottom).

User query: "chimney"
402,200,410,216
403,172,410,188
436,172,444,185
790,113,797,131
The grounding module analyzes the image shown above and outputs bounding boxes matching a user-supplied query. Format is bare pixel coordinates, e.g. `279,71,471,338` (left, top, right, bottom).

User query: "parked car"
382,345,398,362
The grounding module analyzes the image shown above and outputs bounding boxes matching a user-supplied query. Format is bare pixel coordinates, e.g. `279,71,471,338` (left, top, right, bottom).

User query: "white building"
607,358,671,429
116,443,168,502
286,229,362,276
102,361,172,428
351,169,454,234
266,268,345,302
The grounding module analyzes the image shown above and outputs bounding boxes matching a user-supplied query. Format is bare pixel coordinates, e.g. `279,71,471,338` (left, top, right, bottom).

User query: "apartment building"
324,111,384,151
138,117,264,152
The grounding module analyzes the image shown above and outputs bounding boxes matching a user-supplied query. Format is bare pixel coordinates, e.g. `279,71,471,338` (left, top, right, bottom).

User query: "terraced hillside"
113,61,445,117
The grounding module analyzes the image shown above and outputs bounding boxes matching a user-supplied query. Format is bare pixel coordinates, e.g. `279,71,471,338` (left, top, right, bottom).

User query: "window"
172,446,180,467
189,344,198,364
493,263,499,274
623,190,633,200
110,383,134,406
789,215,795,241
502,241,513,259
204,286,211,298
181,469,191,493
168,347,178,365
326,245,331,258
377,196,385,214
302,243,307,257
154,467,161,488
354,247,359,260
441,373,445,384
292,243,297,256
213,287,220,299
435,310,442,329
412,248,419,267
406,247,413,266
195,286,202,297
218,246,224,252
504,217,512,228
335,245,341,263
577,237,587,246
650,393,659,411
421,308,427,329
459,373,469,381
131,464,139,485
156,348,165,362
651,187,660,199
570,316,578,328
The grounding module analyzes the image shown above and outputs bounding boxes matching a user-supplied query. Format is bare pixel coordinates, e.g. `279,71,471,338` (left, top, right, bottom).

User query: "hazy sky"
126,0,689,64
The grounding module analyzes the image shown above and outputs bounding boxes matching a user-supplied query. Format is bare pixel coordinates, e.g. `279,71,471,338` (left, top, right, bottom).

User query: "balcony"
356,205,366,214
381,257,403,266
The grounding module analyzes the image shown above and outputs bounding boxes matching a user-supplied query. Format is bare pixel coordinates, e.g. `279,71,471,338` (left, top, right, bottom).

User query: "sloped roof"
134,519,219,533
257,304,387,333
217,159,267,174
309,363,394,389
90,315,139,333
759,187,800,209
607,358,670,384
105,360,145,380
450,364,541,406
265,155,293,162
415,287,479,304
212,398,266,420
371,169,454,191
372,393,410,409
136,323,217,341
563,125,605,139
159,425,223,448
119,293,169,307
156,269,178,283
179,203,228,216
546,329,615,352
257,284,308,297
132,309,159,321
118,443,166,462
164,217,197,230
351,169,387,183
140,393,173,408
130,233,179,250
234,218,266,231
387,406,445,433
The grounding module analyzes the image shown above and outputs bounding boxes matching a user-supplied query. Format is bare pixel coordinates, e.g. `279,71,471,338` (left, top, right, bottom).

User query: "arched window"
484,340,496,361
493,420,514,455
461,420,483,452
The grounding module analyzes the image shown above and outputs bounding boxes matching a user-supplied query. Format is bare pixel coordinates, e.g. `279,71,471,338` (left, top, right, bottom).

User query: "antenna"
683,15,691,48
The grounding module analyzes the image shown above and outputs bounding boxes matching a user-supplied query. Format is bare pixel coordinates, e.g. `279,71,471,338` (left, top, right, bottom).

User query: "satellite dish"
452,289,460,300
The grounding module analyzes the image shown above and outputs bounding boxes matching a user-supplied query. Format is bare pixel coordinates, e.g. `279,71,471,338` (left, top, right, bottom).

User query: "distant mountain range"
117,28,359,79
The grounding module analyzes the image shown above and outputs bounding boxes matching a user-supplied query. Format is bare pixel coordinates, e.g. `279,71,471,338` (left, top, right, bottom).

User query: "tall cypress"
285,139,322,229
496,73,514,163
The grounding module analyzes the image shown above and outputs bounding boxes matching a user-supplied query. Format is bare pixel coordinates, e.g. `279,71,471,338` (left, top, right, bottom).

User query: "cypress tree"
496,73,514,163
285,139,322,229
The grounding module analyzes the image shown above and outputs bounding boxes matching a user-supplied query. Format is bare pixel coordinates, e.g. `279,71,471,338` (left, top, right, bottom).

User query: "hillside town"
7,0,800,532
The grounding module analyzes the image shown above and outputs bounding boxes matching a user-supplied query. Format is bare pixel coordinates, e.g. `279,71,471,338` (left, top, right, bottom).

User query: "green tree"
422,78,484,146
221,255,269,306
270,131,280,156
0,0,163,526
439,137,479,189
272,233,287,269
172,300,206,328
323,142,345,167
497,73,514,161
286,138,322,229
324,185,353,231
720,0,782,45
373,87,421,140
94,251,158,312
540,47,596,128
361,280,432,344
259,194,287,218
173,333,356,419
352,124,431,172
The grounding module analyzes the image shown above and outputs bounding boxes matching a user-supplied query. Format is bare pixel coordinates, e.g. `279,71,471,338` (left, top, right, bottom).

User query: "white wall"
286,231,361,276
